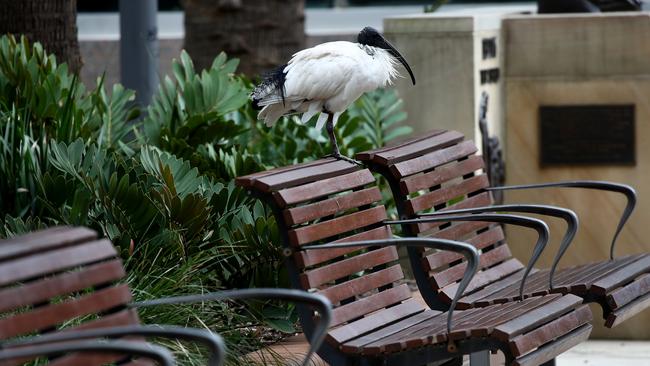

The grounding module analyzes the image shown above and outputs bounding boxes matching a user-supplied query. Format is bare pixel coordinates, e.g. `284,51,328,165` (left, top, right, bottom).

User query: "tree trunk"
183,0,305,77
0,0,82,74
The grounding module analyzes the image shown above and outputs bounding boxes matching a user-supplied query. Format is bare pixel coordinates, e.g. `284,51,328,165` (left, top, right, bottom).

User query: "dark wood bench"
236,158,592,366
356,129,650,329
0,227,330,366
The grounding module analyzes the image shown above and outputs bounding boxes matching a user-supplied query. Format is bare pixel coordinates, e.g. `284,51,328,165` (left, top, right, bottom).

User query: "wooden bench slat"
492,294,584,341
422,221,488,242
331,284,412,326
284,187,382,226
361,314,449,354
400,155,485,195
370,307,489,352
464,269,528,306
607,273,650,309
425,226,505,271
0,259,125,313
406,175,489,215
320,265,404,305
512,324,592,366
591,254,650,295
340,310,442,354
469,295,559,337
296,226,392,268
554,255,642,294
295,225,393,269
64,309,141,332
451,295,557,340
509,305,592,357
235,158,337,188
355,129,447,163
441,259,524,301
605,291,650,328
494,260,613,302
327,299,424,344
390,140,478,179
450,299,534,333
473,269,545,306
300,246,399,288
275,170,376,207
0,226,97,261
253,160,359,192
414,192,492,233
0,285,132,340
432,244,512,288
0,239,118,287
369,131,464,166
288,206,387,246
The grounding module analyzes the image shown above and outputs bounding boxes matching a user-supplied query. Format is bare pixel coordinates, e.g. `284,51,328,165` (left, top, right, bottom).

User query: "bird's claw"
329,153,363,166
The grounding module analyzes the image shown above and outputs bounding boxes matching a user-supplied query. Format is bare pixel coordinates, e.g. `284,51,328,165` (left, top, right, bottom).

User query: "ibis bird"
251,26,416,164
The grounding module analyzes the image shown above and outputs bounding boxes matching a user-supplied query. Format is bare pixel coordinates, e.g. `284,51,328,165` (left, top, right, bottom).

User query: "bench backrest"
357,130,523,304
0,226,140,365
236,159,425,346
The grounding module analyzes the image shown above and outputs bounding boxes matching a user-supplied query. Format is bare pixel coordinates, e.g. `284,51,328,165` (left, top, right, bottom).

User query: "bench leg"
469,350,490,366
540,359,556,366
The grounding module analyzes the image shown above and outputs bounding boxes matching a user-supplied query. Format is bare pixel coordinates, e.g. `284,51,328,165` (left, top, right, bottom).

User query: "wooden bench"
356,129,650,329
0,227,330,366
236,159,593,366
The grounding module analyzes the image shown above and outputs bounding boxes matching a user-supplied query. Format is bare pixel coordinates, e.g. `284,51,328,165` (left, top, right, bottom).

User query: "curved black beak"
381,38,416,85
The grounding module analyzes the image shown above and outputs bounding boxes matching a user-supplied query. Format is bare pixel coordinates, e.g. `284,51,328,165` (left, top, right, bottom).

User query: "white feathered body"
252,41,401,129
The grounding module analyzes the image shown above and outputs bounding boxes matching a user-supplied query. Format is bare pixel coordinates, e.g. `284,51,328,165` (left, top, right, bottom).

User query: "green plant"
0,34,138,219
142,51,252,180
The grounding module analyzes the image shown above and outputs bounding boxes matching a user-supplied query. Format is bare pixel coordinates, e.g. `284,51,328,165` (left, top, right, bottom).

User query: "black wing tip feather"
252,63,288,107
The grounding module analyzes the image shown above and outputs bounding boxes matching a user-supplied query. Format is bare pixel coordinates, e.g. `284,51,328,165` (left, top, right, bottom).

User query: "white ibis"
251,26,416,164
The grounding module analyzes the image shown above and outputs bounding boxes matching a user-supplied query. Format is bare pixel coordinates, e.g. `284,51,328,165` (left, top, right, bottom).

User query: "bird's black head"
357,26,416,85
357,27,384,47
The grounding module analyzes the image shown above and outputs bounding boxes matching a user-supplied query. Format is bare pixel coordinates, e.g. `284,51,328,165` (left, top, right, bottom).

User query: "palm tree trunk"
0,0,82,74
183,0,305,76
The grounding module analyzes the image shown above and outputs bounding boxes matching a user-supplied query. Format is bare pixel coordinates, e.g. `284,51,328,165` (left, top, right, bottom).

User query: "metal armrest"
130,288,331,366
0,339,174,366
487,180,636,259
419,204,578,290
3,325,224,366
387,214,549,301
304,237,480,336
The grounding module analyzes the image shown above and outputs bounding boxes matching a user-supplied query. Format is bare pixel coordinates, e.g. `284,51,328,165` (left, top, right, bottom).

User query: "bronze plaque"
539,105,635,165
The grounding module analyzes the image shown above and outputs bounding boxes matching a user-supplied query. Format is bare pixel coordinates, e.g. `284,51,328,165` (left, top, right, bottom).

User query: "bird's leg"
325,113,362,166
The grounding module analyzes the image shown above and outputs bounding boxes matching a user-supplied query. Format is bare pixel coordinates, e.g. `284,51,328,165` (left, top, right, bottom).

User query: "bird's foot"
328,152,363,166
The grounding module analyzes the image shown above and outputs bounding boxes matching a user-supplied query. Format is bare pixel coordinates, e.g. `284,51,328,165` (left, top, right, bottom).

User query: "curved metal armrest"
130,288,331,366
387,214,549,300
0,339,174,366
420,204,578,290
3,325,224,366
487,180,636,259
304,237,480,335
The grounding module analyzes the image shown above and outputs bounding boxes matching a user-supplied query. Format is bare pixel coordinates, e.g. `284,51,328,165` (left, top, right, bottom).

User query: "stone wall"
503,12,650,339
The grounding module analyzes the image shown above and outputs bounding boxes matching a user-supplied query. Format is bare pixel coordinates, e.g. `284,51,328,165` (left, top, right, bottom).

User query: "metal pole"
119,0,159,108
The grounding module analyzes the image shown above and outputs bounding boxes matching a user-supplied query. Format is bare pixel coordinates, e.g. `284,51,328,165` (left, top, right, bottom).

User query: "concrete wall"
503,12,650,339
383,7,533,155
